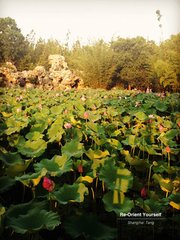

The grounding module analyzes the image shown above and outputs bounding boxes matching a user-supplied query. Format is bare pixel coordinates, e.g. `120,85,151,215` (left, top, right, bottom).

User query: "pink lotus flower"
63,109,68,114
140,187,147,199
159,125,164,132
64,122,72,129
165,146,171,153
42,177,55,192
77,164,83,173
84,112,89,119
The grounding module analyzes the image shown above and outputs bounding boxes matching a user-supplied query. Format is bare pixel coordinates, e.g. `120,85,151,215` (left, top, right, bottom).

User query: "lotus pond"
0,88,180,240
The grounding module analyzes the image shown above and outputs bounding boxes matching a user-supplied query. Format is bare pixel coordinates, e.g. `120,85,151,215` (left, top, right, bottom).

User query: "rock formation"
0,55,83,90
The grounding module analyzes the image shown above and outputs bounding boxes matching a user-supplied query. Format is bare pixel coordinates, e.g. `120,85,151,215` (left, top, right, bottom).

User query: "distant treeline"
0,17,180,91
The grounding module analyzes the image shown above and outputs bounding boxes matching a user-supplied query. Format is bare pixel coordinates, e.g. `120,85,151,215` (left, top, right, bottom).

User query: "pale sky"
0,0,180,45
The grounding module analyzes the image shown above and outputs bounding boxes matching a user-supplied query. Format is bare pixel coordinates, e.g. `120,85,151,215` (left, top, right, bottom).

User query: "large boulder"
0,62,17,86
48,55,68,71
48,54,83,89
0,55,83,90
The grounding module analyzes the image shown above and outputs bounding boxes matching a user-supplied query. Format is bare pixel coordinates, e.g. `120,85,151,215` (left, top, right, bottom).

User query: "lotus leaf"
64,214,116,240
107,138,122,150
134,111,147,121
155,101,168,112
25,131,44,140
0,176,16,193
53,183,88,204
5,116,29,135
17,139,47,157
6,205,60,234
34,155,72,177
153,174,174,193
62,139,84,158
85,149,109,160
103,191,134,214
0,152,23,165
47,118,64,142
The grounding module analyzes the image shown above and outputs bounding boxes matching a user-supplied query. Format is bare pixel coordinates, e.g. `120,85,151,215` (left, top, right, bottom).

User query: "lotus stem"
147,164,153,193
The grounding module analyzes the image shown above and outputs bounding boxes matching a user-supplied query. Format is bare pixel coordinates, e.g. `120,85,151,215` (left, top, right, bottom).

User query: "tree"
34,38,64,69
153,34,180,91
111,37,157,90
0,17,28,68
68,40,116,89
154,59,177,90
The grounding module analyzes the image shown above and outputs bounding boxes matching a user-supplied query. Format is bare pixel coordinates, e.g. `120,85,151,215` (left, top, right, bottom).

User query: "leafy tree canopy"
0,17,28,67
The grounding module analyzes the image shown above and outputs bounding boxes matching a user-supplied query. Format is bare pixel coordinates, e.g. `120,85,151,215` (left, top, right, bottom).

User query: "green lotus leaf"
0,176,16,193
15,168,47,185
74,102,85,112
47,118,64,142
6,204,60,234
6,200,47,219
0,122,7,136
155,101,168,112
134,111,147,121
103,191,134,215
153,174,173,193
34,155,72,176
17,139,47,158
5,159,33,177
99,160,133,192
107,138,122,150
30,121,48,133
50,105,64,115
7,134,21,147
107,107,119,117
86,122,98,132
153,162,178,174
52,183,88,204
91,135,106,146
122,115,131,123
116,168,133,192
122,135,136,147
99,160,117,190
137,198,164,213
85,148,109,160
0,152,23,165
121,150,148,170
88,113,101,122
144,144,161,155
64,214,116,240
62,140,84,158
25,131,44,140
65,127,83,141
162,120,173,128
5,117,29,135
53,154,73,171
165,129,180,140
168,193,180,204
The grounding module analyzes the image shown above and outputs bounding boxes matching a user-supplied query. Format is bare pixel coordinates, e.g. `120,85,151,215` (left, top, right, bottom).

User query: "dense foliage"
0,87,179,239
0,17,180,91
